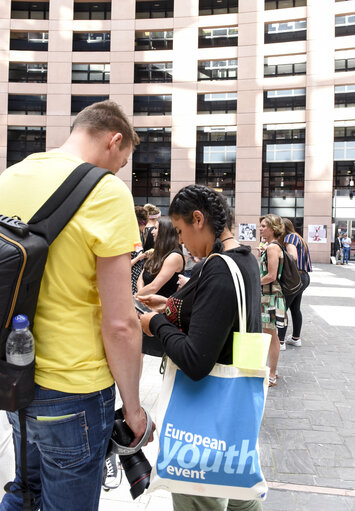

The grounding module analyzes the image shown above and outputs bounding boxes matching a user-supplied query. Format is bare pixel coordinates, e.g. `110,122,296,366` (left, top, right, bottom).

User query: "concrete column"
46,0,73,150
236,0,264,246
111,0,135,188
0,1,10,172
304,0,335,262
170,13,199,198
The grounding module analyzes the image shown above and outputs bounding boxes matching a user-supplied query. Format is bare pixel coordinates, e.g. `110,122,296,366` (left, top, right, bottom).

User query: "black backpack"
0,162,111,510
271,241,302,296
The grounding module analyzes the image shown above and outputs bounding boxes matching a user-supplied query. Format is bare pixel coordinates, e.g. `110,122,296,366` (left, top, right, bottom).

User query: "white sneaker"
102,453,122,491
279,342,286,351
286,336,302,347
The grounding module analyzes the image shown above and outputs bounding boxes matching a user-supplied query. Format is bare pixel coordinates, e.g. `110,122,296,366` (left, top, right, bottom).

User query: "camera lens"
106,409,151,499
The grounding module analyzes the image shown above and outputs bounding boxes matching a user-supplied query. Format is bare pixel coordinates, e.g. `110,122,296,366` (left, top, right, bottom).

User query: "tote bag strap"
202,253,247,334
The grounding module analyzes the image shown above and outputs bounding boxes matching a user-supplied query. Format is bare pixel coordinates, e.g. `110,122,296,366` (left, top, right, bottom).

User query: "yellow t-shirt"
0,152,140,393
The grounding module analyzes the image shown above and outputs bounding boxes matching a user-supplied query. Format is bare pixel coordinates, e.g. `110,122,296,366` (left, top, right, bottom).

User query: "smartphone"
133,296,152,314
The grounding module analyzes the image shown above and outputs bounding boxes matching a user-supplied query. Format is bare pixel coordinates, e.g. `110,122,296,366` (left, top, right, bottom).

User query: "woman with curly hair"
259,214,287,387
143,203,161,251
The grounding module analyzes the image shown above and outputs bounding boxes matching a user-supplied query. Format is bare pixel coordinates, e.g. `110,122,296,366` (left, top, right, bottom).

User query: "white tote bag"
148,255,270,501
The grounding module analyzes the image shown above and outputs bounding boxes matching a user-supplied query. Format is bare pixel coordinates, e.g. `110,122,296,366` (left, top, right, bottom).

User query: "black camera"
106,408,152,499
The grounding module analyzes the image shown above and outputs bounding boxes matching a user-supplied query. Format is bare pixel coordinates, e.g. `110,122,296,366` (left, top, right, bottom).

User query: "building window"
199,0,238,16
265,0,306,9
335,58,355,72
334,127,355,190
262,126,305,229
265,20,306,43
132,128,171,214
136,0,173,19
10,31,48,51
134,62,173,83
264,89,306,111
135,31,173,51
335,85,355,107
73,2,111,20
71,95,109,114
335,14,355,37
7,126,46,167
197,92,237,114
266,143,305,162
11,1,49,19
73,32,110,52
264,56,306,77
8,94,46,115
9,62,47,82
196,126,236,209
198,60,238,80
134,95,172,115
198,27,238,48
72,64,110,83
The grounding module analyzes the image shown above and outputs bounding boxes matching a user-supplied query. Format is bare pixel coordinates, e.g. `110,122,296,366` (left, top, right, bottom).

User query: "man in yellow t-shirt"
0,101,152,511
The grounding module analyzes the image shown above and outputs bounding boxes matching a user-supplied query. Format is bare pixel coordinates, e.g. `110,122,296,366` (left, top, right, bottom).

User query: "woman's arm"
260,243,281,285
285,242,297,261
147,263,238,381
136,271,144,292
137,253,184,297
131,251,146,267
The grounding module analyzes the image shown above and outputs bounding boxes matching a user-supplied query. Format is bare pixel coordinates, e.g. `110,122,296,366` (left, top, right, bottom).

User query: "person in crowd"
257,237,268,258
143,203,161,251
139,184,262,511
277,218,312,349
137,217,184,357
0,412,15,501
131,206,149,294
342,232,352,264
0,100,153,510
334,232,343,265
259,214,287,387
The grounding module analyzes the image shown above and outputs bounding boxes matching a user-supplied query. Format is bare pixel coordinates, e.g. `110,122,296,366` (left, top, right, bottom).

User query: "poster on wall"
238,223,257,242
308,225,327,243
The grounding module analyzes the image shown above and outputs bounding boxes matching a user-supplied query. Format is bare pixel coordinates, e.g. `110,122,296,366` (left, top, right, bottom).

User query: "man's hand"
123,405,155,447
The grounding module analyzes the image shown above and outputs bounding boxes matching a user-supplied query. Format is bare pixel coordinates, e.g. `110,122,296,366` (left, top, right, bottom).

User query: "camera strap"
111,407,153,456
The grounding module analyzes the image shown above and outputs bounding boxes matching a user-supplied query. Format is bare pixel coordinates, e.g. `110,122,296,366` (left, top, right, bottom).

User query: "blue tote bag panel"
148,361,269,500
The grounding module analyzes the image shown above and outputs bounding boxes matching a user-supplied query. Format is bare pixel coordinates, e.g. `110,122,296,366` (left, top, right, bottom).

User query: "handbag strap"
201,253,247,334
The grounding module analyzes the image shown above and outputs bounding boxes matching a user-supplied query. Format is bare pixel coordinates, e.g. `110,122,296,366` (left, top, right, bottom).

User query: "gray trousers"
172,493,263,511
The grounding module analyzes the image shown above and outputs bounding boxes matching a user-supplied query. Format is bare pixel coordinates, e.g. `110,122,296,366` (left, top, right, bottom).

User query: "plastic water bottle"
6,314,35,366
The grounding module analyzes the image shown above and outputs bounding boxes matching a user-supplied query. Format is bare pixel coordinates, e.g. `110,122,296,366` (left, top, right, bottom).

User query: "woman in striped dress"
278,218,312,349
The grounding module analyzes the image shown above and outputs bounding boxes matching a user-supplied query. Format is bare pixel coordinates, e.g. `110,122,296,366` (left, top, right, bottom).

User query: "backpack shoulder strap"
28,162,112,245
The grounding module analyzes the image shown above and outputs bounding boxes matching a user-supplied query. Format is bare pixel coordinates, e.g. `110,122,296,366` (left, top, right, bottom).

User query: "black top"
149,245,262,381
142,249,184,298
143,226,155,251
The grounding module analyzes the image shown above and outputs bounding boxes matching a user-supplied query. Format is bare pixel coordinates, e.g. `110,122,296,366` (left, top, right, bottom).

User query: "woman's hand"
136,293,168,313
177,274,189,290
140,312,158,336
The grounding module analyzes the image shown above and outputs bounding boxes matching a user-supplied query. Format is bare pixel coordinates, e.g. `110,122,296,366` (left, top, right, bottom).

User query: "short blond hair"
260,214,285,239
71,100,139,149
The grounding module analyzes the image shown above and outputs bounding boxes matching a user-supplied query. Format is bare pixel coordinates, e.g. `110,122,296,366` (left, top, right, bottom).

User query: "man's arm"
97,253,148,444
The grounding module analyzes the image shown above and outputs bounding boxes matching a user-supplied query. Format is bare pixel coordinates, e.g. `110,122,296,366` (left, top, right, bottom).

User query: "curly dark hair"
135,206,148,226
169,184,227,254
144,217,182,276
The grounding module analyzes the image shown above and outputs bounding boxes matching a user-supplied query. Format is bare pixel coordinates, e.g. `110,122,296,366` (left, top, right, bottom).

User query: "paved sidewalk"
100,263,355,511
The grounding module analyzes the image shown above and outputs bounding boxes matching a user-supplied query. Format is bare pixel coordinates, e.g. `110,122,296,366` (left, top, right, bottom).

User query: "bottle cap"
12,314,30,329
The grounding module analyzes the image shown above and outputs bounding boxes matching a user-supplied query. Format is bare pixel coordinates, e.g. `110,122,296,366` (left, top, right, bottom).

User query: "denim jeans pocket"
27,411,90,468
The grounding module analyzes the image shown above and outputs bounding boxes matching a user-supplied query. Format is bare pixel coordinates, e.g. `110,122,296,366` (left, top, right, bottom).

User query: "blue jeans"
343,246,350,264
0,384,115,511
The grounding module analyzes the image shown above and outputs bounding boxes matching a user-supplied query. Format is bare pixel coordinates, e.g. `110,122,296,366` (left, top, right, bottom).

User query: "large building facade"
1,0,355,262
